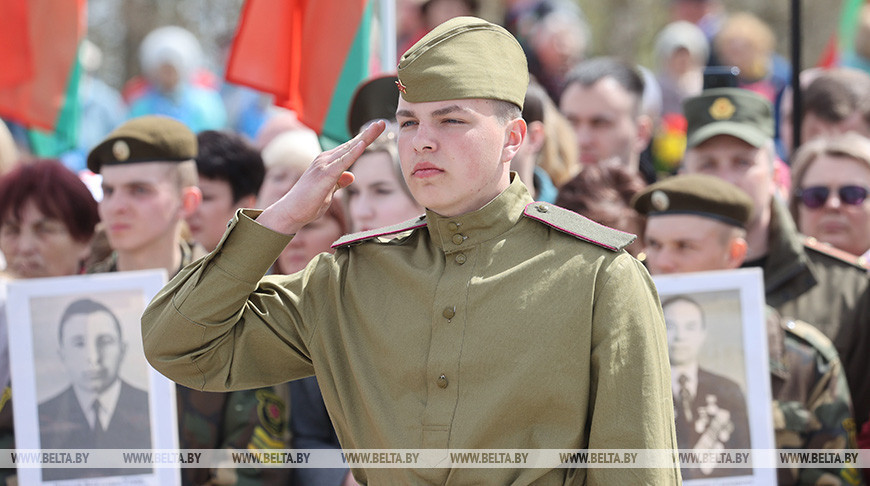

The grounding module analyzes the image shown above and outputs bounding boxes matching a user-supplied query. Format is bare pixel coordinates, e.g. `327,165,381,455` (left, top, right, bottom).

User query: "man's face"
185,176,238,252
99,162,184,255
396,97,516,217
682,135,774,225
59,310,126,394
560,78,643,168
644,214,735,275
663,299,706,367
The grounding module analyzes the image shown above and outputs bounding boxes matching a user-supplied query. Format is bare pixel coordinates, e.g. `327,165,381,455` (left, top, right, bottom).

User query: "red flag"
0,0,86,131
226,0,369,135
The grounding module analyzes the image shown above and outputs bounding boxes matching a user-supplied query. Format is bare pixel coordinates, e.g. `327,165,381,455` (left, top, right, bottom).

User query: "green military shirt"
760,200,870,427
143,177,681,485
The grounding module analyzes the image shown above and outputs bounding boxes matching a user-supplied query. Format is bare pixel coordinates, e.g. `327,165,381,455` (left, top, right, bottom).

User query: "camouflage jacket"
761,200,870,428
769,308,864,485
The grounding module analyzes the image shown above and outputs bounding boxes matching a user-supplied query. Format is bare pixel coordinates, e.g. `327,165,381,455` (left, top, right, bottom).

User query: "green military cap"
397,16,528,109
683,87,773,148
87,115,197,173
347,74,399,135
631,174,753,227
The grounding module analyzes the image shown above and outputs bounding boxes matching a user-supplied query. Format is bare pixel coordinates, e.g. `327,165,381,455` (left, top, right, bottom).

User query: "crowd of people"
1,0,870,484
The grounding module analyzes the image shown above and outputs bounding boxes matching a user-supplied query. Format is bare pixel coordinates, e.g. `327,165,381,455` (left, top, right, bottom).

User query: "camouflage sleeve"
176,386,290,486
0,387,15,484
776,321,864,486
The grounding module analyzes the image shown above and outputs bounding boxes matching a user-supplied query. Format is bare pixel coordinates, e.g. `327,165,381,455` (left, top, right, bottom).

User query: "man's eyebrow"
396,105,467,118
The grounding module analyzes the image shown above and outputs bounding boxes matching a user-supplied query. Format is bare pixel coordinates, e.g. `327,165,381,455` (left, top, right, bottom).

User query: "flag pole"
791,0,802,151
379,0,397,72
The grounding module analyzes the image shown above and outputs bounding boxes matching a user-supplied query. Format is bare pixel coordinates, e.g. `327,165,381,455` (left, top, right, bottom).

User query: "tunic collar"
425,173,533,252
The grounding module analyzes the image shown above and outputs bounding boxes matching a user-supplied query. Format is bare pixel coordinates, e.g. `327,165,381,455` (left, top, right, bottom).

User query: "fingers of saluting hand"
327,119,387,172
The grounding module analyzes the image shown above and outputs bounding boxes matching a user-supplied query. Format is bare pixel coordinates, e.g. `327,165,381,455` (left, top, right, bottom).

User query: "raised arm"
141,122,386,391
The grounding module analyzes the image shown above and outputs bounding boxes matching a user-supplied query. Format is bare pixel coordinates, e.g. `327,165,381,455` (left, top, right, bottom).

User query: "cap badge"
709,97,736,120
112,140,130,162
395,79,407,94
651,190,670,211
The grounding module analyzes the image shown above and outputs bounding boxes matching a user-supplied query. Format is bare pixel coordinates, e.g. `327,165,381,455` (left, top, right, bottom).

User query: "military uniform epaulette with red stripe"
803,236,870,270
522,202,637,252
331,215,427,248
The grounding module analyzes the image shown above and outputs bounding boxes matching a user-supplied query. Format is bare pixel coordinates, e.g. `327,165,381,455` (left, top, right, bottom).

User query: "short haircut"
660,295,706,328
57,298,122,345
173,160,199,191
195,130,265,202
562,57,646,116
0,159,99,243
803,68,870,127
492,99,523,125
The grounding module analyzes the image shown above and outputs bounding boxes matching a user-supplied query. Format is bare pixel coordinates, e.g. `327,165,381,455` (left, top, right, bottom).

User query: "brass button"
447,221,460,232
455,253,467,265
437,374,448,388
535,203,549,213
452,234,465,245
442,306,456,320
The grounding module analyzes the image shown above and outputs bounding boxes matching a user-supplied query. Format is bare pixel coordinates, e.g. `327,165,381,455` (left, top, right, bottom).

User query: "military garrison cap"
631,174,753,228
397,16,528,109
87,115,197,173
683,87,773,148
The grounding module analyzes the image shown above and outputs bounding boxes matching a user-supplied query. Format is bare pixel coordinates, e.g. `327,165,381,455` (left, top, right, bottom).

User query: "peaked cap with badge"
396,16,529,109
87,115,197,173
632,174,754,228
683,87,774,148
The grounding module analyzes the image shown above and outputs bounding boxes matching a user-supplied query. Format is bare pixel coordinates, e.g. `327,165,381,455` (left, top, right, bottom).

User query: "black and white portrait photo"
6,270,179,485
654,269,776,485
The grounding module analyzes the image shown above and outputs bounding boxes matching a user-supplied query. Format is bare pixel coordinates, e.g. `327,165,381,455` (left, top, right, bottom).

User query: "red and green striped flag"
0,0,86,156
226,0,374,145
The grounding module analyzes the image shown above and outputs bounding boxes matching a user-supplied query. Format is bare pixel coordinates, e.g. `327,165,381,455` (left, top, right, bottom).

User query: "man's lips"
411,162,443,177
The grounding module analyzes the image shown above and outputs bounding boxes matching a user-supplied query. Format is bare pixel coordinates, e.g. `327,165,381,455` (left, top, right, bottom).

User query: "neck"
744,206,771,261
116,235,181,275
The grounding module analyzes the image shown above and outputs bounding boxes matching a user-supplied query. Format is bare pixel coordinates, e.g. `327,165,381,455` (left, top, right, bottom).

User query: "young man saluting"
143,17,680,485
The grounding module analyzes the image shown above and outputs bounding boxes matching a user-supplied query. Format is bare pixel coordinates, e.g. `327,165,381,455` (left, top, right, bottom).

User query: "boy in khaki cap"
143,17,680,485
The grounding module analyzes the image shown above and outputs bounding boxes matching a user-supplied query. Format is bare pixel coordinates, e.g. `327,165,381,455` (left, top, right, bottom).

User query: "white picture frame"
5,270,179,485
653,268,776,485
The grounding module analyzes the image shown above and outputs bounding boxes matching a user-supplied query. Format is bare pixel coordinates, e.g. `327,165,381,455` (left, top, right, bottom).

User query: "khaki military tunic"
143,178,681,485
761,200,870,427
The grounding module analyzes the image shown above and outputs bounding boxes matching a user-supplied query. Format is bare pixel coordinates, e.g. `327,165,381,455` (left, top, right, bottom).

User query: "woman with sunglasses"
790,132,870,259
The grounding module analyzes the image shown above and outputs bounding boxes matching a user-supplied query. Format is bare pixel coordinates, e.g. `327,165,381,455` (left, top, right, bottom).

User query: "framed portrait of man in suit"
6,270,180,485
653,268,775,485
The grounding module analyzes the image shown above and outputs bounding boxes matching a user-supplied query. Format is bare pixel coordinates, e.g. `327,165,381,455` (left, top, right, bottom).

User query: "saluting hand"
257,120,386,235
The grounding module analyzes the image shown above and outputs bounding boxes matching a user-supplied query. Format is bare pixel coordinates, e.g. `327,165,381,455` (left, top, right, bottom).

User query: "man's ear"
726,237,748,268
180,186,202,217
635,114,653,154
502,118,528,163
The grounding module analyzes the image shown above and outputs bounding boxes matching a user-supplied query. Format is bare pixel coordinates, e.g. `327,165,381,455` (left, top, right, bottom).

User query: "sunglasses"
796,185,870,209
